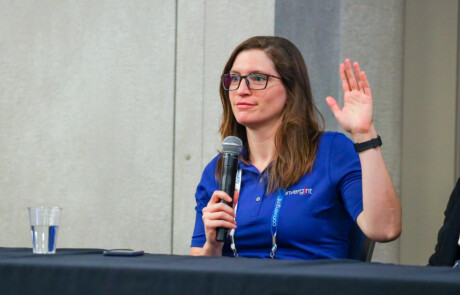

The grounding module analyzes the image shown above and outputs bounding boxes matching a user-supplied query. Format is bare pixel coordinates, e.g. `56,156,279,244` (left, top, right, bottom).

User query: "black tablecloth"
0,247,459,295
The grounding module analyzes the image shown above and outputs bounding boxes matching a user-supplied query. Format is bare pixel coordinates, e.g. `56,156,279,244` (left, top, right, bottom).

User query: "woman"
190,36,401,259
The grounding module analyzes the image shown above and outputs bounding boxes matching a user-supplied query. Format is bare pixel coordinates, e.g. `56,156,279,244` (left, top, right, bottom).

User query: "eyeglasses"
221,73,282,91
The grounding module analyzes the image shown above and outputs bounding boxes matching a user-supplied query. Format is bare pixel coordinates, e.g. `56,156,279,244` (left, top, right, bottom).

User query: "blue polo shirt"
191,132,363,260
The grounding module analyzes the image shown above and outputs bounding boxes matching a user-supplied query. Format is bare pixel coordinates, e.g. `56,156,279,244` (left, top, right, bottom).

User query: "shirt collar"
238,146,269,176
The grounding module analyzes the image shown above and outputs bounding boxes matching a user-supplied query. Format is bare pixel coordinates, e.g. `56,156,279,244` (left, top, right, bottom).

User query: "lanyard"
229,168,286,259
229,169,241,257
270,189,285,258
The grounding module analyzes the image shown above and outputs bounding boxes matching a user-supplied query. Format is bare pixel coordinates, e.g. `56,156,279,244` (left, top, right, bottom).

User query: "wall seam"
398,0,407,264
201,0,206,169
171,0,179,255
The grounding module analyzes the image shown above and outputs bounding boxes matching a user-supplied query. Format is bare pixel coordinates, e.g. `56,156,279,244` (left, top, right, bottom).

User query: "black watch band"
354,135,382,153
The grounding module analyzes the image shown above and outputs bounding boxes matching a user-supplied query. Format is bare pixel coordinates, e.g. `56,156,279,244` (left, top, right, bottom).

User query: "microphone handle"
216,153,238,242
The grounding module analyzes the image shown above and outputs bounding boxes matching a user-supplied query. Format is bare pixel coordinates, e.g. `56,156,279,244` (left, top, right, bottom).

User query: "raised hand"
326,59,374,138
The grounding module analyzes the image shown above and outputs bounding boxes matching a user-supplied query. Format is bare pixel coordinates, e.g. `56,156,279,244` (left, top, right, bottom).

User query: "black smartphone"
103,249,144,256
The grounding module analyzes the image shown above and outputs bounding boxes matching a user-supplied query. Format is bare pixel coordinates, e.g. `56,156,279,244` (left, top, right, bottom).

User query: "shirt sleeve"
191,155,220,248
329,133,363,221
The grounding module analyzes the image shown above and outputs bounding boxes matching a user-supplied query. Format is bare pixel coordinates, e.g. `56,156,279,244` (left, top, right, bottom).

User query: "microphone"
216,136,243,242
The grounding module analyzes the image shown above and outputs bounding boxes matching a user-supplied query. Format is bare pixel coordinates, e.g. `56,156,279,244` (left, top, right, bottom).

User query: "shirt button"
256,197,261,202
259,178,263,183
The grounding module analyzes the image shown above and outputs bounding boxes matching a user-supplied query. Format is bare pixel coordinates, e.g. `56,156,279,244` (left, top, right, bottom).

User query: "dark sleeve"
329,133,363,221
190,155,220,248
428,178,460,266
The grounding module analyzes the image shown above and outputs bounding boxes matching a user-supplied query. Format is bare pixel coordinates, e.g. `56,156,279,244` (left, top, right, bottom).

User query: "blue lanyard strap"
230,169,242,257
230,181,286,259
270,188,285,259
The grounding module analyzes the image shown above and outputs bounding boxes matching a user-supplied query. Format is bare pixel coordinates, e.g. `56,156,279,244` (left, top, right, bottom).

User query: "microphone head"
222,136,243,156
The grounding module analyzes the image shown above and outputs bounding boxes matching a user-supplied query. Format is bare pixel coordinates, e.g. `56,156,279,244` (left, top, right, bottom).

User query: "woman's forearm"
354,126,402,242
190,242,224,257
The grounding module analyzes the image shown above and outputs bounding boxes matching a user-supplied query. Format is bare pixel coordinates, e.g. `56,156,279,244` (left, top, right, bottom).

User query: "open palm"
326,59,373,135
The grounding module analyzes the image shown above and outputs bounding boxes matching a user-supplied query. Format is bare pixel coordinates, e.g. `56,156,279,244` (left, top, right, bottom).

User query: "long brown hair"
217,36,324,193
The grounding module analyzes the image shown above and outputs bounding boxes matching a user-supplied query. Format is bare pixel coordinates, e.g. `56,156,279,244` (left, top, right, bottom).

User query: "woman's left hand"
326,59,374,137
326,59,402,242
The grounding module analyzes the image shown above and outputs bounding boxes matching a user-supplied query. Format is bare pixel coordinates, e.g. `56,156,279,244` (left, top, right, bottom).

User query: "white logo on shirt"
285,188,313,196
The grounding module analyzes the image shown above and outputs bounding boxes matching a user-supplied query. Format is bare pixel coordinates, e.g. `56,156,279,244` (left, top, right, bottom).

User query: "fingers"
345,59,359,91
209,190,233,205
353,61,361,77
203,211,237,229
353,62,364,92
202,190,237,231
204,220,236,231
343,59,370,94
202,206,236,238
325,96,341,118
361,71,372,97
202,201,236,217
340,63,350,92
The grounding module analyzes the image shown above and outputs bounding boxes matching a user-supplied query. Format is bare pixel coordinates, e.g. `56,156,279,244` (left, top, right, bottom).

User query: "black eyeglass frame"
221,73,282,91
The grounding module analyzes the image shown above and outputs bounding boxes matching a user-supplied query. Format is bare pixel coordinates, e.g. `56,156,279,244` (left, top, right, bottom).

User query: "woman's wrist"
201,240,224,256
351,124,378,143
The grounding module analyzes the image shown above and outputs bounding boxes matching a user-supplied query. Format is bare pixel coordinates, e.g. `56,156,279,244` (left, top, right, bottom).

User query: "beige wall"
341,0,404,264
401,0,458,265
0,1,177,253
0,0,276,255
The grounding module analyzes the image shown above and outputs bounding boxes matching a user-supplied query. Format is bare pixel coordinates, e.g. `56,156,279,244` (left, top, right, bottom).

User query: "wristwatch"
354,135,382,153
